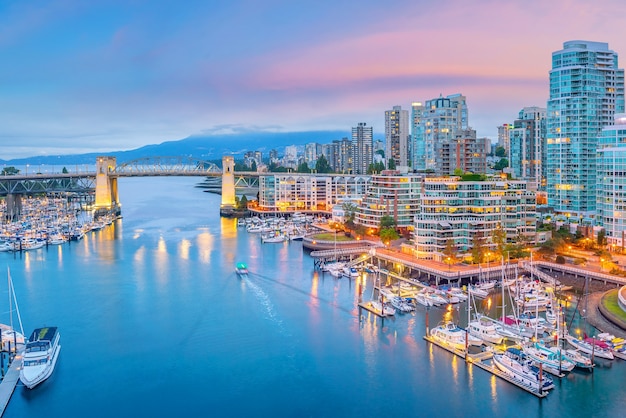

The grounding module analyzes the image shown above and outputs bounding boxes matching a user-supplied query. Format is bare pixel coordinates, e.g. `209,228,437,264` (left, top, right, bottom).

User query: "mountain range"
1,130,368,166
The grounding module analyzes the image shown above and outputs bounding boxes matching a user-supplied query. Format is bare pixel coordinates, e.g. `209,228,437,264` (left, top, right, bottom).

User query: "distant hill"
0,130,353,166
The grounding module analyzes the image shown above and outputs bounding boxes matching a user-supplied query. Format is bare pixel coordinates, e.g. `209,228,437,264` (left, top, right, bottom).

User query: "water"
2,177,625,417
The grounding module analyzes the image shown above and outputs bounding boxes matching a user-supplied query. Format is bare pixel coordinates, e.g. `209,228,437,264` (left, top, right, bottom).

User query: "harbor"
1,177,625,417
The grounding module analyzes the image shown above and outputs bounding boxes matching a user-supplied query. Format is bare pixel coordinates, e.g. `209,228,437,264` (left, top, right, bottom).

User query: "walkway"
0,348,23,417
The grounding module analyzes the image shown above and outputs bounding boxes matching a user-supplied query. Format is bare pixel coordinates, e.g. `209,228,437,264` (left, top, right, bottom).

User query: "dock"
423,336,548,398
0,347,24,416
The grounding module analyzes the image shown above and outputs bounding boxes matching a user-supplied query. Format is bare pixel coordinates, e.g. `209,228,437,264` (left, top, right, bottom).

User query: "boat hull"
20,343,61,389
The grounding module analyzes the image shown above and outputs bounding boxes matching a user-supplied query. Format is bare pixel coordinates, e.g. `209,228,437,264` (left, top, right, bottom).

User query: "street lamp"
446,256,451,272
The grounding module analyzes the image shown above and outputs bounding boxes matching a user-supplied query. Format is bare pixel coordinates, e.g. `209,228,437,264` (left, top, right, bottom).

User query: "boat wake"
243,277,290,337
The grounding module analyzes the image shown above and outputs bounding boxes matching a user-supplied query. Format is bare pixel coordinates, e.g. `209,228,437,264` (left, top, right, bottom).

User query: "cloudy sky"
2,0,626,159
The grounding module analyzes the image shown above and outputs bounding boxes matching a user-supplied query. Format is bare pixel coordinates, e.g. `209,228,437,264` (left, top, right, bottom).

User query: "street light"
446,256,451,272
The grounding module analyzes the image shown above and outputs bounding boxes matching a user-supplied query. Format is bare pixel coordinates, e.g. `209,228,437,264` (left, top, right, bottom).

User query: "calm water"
2,177,625,417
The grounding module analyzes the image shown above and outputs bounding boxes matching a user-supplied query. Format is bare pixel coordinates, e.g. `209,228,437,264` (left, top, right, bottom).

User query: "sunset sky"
2,0,626,159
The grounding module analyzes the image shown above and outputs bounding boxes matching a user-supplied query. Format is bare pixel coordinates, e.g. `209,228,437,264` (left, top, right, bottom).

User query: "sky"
2,0,626,159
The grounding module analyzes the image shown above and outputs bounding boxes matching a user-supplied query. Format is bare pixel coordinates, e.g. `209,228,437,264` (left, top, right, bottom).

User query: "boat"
468,285,488,299
492,347,554,392
560,348,594,370
429,321,483,350
20,326,61,389
523,342,575,375
235,262,249,277
388,296,414,313
261,233,286,243
370,300,396,316
341,266,360,279
468,316,504,345
565,334,614,360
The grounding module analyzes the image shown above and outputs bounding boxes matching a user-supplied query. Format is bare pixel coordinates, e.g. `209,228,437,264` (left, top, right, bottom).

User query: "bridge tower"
220,156,236,216
94,156,119,209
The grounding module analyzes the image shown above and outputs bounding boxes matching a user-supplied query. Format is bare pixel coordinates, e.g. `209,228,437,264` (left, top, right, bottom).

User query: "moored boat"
565,334,614,360
430,321,482,350
468,316,504,345
492,347,554,392
20,326,61,389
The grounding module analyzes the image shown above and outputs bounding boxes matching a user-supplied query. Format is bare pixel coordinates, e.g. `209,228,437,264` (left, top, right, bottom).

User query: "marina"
0,177,625,417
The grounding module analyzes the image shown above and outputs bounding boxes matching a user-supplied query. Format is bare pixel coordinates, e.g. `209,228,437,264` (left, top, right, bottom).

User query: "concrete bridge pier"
220,156,237,216
94,156,119,212
3,194,22,221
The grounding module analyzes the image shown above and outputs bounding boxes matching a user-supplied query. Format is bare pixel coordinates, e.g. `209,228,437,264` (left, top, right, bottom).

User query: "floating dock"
424,335,548,398
0,347,24,416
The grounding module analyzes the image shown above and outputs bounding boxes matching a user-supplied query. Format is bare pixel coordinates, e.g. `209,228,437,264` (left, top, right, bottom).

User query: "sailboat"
1,267,25,352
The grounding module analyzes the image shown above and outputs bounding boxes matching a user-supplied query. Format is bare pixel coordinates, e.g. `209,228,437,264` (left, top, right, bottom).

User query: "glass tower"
546,40,624,218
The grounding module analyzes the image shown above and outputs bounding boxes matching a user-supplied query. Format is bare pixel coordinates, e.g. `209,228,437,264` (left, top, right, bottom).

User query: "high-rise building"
497,124,512,155
411,102,425,171
597,114,626,248
546,40,625,217
508,107,546,189
436,128,487,175
351,123,373,174
413,94,468,174
385,106,409,168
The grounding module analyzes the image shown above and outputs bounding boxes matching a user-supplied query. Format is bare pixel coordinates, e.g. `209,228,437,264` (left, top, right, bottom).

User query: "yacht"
370,300,396,316
235,262,249,278
430,321,482,350
565,334,614,360
560,348,594,371
523,342,575,374
492,347,554,392
20,326,61,389
468,316,504,345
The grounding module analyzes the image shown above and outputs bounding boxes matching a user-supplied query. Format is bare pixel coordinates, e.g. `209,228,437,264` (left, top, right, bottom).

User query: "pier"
0,347,24,416
423,336,549,398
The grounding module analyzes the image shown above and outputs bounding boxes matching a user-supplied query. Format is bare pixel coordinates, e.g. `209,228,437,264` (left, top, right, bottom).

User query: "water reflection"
196,231,214,265
179,239,191,260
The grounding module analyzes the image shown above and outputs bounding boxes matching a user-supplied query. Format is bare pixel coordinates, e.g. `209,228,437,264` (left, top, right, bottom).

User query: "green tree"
597,229,607,247
380,227,399,245
62,167,68,174
1,166,19,175
453,168,463,176
494,158,509,171
315,155,332,173
495,146,506,157
387,158,396,170
238,195,248,210
296,162,310,173
443,239,458,265
491,226,507,259
342,202,358,230
470,234,485,264
379,215,396,229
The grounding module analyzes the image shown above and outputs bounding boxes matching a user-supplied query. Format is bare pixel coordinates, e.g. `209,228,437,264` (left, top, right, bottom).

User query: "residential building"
597,113,626,249
497,124,512,155
508,107,546,189
257,174,370,213
411,102,425,171
546,40,625,217
411,177,536,260
355,172,422,230
352,123,373,175
436,128,488,175
385,106,409,169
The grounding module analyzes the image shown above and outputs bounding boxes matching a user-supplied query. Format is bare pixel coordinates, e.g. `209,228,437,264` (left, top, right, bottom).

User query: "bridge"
0,156,258,217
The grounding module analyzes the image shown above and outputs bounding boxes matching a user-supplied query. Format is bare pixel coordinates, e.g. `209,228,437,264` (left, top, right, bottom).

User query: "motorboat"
523,342,575,374
235,262,249,277
468,316,504,345
20,326,61,389
429,321,482,350
492,347,554,392
370,300,396,316
560,348,594,370
468,286,488,299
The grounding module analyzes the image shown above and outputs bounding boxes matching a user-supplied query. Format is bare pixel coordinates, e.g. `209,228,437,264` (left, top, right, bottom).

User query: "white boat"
468,316,504,345
20,326,61,389
468,286,488,299
447,287,468,301
565,334,614,360
523,342,575,374
261,233,286,243
235,262,249,278
341,266,360,279
430,321,483,350
414,292,433,307
492,347,554,392
370,300,396,316
561,348,594,370
389,296,414,313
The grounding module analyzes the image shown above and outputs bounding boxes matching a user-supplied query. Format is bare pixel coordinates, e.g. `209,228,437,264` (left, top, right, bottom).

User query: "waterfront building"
597,114,626,249
546,40,625,218
437,128,488,175
385,106,409,169
352,123,373,175
412,94,468,174
355,172,422,231
411,177,536,260
497,124,512,155
508,107,546,189
257,174,369,213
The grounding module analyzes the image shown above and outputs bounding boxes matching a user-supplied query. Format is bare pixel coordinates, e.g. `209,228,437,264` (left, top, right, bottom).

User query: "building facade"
257,174,370,213
546,40,625,217
597,114,626,249
436,128,488,175
411,177,537,260
508,107,546,189
385,106,409,169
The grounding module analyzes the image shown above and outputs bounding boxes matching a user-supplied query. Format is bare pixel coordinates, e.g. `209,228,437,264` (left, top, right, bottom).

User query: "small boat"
20,326,61,389
492,347,554,392
468,286,488,299
565,334,614,360
370,300,395,316
560,348,594,370
235,263,249,277
430,321,483,350
523,342,575,374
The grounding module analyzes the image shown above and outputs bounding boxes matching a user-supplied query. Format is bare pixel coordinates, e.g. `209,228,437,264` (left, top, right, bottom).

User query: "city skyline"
2,0,626,159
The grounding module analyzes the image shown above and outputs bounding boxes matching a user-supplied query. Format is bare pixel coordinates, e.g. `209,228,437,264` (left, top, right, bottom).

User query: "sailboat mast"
8,268,25,336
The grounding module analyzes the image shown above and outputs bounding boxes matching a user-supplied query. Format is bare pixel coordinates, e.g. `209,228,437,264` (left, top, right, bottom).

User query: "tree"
315,155,332,173
443,239,458,265
1,166,19,175
453,168,463,176
470,234,485,264
597,229,607,247
380,227,399,245
296,162,310,173
379,215,396,229
62,167,69,174
342,202,358,230
250,160,257,172
387,158,396,170
495,146,506,157
238,194,248,210
491,226,507,259
494,158,509,171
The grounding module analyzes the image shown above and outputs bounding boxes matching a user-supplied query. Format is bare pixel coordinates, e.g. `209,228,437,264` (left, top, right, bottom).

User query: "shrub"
555,255,565,264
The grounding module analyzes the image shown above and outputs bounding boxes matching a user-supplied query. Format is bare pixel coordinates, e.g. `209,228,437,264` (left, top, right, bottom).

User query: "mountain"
0,130,353,166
